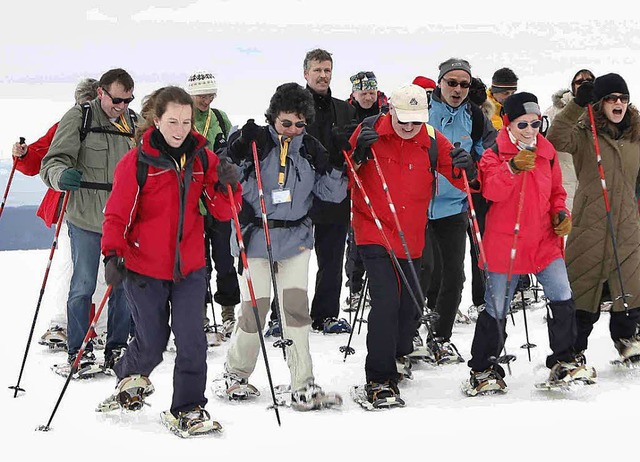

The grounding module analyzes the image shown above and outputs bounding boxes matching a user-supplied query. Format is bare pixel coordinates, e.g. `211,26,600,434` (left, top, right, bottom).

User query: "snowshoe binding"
288,383,343,411
212,372,260,401
536,355,597,389
462,365,508,396
352,381,405,410
161,406,222,438
96,374,155,412
38,325,67,350
52,350,104,379
611,337,640,368
432,340,465,365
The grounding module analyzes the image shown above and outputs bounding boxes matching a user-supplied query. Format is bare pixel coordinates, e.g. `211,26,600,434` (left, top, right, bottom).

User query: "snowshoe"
38,325,67,350
161,406,222,438
455,309,472,324
535,357,597,389
264,320,282,338
96,374,155,412
351,382,405,410
203,323,223,347
103,347,125,373
220,319,235,339
52,351,104,379
344,291,370,313
322,317,352,334
407,344,436,364
275,383,342,411
396,356,413,380
432,340,465,365
212,373,260,401
462,366,508,397
467,304,483,322
612,336,640,367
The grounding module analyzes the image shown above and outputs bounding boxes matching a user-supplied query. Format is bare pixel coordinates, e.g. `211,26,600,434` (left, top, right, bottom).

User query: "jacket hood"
551,88,572,110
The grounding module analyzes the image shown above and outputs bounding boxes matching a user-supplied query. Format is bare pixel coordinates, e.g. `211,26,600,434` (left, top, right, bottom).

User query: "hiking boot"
365,380,400,403
614,336,640,362
433,340,464,364
68,350,96,367
455,309,472,324
413,332,424,349
547,356,597,385
223,371,260,400
39,325,68,349
345,291,370,312
203,323,223,346
264,319,282,338
291,382,342,411
174,406,219,436
467,304,484,322
464,366,508,396
96,374,154,412
103,347,125,371
322,317,352,334
220,319,235,338
396,356,413,380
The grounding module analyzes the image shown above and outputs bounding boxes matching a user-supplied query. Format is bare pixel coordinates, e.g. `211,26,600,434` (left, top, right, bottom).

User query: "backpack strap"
469,102,484,144
80,103,136,141
211,108,229,137
80,102,92,142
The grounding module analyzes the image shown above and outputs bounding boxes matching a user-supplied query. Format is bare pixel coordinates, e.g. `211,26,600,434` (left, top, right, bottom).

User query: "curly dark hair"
265,82,315,125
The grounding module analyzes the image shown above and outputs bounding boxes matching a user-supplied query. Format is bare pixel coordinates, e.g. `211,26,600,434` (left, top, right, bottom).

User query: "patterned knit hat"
186,70,218,96
351,71,378,92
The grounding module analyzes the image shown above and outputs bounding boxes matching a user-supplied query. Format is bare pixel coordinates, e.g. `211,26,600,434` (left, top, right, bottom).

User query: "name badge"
271,188,292,204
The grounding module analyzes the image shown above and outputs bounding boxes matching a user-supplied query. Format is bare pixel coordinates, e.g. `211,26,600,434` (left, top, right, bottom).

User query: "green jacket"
40,98,136,233
193,107,232,149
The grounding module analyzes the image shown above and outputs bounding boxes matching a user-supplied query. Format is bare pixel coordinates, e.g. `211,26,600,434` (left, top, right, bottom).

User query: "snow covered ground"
2,248,638,459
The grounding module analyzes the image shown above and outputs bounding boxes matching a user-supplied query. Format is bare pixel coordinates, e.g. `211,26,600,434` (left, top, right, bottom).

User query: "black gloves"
352,126,379,165
230,119,268,161
213,132,227,152
574,81,595,107
329,126,351,168
58,168,83,191
104,255,126,287
450,144,477,180
217,157,241,192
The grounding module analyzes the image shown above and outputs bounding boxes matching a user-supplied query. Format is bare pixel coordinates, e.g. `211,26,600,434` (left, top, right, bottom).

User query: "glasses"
572,78,594,86
278,118,307,128
516,120,542,130
397,120,423,126
196,93,216,100
444,79,471,89
102,87,134,105
603,93,630,104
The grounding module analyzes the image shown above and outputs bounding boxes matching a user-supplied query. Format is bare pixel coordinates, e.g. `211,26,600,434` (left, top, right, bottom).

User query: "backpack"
469,102,485,144
211,108,229,137
80,102,137,142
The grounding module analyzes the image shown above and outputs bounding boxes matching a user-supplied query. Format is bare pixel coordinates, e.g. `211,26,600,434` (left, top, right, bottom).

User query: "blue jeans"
484,258,572,319
67,222,131,355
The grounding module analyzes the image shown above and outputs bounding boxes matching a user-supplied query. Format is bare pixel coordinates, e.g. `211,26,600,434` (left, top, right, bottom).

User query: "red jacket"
479,129,568,274
15,123,64,228
348,114,464,259
101,128,242,281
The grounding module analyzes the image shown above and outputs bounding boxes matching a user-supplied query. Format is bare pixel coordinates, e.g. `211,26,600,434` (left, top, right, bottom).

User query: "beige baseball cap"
390,84,429,123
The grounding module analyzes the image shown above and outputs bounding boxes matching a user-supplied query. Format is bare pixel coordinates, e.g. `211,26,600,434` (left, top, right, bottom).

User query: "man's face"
353,90,377,109
390,107,423,140
193,93,216,112
439,70,471,108
98,81,134,119
304,59,332,95
493,89,515,105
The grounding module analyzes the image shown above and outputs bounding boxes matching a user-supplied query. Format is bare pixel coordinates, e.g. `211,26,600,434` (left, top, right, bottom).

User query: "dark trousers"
310,222,349,323
576,306,640,352
204,218,240,308
420,211,468,341
467,192,488,307
116,268,208,416
360,244,421,383
344,227,365,294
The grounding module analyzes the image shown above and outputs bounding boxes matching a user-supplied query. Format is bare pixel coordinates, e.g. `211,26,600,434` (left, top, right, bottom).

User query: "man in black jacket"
303,48,356,333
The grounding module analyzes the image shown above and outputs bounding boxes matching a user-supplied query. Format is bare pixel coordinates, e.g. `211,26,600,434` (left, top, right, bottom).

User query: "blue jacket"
428,92,497,219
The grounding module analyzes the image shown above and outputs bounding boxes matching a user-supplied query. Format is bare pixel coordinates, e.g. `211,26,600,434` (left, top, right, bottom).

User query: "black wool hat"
502,92,541,124
593,73,629,101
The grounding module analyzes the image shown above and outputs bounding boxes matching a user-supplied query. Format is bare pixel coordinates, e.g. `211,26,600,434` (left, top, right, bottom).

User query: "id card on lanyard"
272,135,292,204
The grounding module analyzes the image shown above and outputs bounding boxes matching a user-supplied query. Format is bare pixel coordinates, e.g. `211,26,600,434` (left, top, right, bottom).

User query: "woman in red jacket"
463,92,595,396
98,86,241,437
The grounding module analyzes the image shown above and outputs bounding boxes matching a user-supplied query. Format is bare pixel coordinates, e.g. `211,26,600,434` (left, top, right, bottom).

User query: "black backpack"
80,102,137,142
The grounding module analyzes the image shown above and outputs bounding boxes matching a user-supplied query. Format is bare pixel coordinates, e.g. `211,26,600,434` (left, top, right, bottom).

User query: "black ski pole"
0,137,25,221
340,275,369,360
227,184,281,426
587,104,632,314
519,287,536,361
356,276,369,335
36,285,112,431
9,191,70,397
251,140,292,359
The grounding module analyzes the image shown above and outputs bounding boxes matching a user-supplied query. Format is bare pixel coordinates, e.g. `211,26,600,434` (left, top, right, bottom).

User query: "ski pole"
459,166,516,373
356,276,369,335
251,140,292,359
203,233,220,336
342,148,439,344
587,104,631,315
340,275,369,360
519,286,536,361
0,137,25,221
36,284,113,432
227,183,281,426
9,191,70,398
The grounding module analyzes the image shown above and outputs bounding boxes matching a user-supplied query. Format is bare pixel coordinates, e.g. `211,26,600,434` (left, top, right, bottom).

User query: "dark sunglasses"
516,120,542,130
603,93,630,104
397,120,423,126
444,79,471,89
278,118,307,128
572,78,594,86
355,71,376,80
102,87,135,105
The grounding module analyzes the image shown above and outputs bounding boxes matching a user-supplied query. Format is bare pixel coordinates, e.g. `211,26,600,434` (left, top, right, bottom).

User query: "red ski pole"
37,285,113,432
227,183,281,427
9,191,70,397
587,104,631,314
0,137,25,220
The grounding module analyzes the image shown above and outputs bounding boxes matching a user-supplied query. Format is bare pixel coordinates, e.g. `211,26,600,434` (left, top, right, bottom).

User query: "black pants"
467,192,488,307
310,222,348,324
344,227,365,294
420,211,468,341
204,218,240,309
359,244,421,383
576,306,640,352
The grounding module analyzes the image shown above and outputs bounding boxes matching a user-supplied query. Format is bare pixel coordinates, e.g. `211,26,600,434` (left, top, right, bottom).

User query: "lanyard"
196,109,212,138
112,114,134,142
277,135,290,188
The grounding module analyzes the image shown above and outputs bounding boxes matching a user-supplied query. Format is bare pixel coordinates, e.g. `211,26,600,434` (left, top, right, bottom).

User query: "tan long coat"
547,100,640,313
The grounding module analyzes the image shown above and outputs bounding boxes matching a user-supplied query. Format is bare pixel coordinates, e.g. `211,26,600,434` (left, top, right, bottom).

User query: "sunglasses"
278,118,307,128
444,79,471,89
572,78,594,86
102,87,135,105
516,120,542,130
603,93,630,104
397,120,423,126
